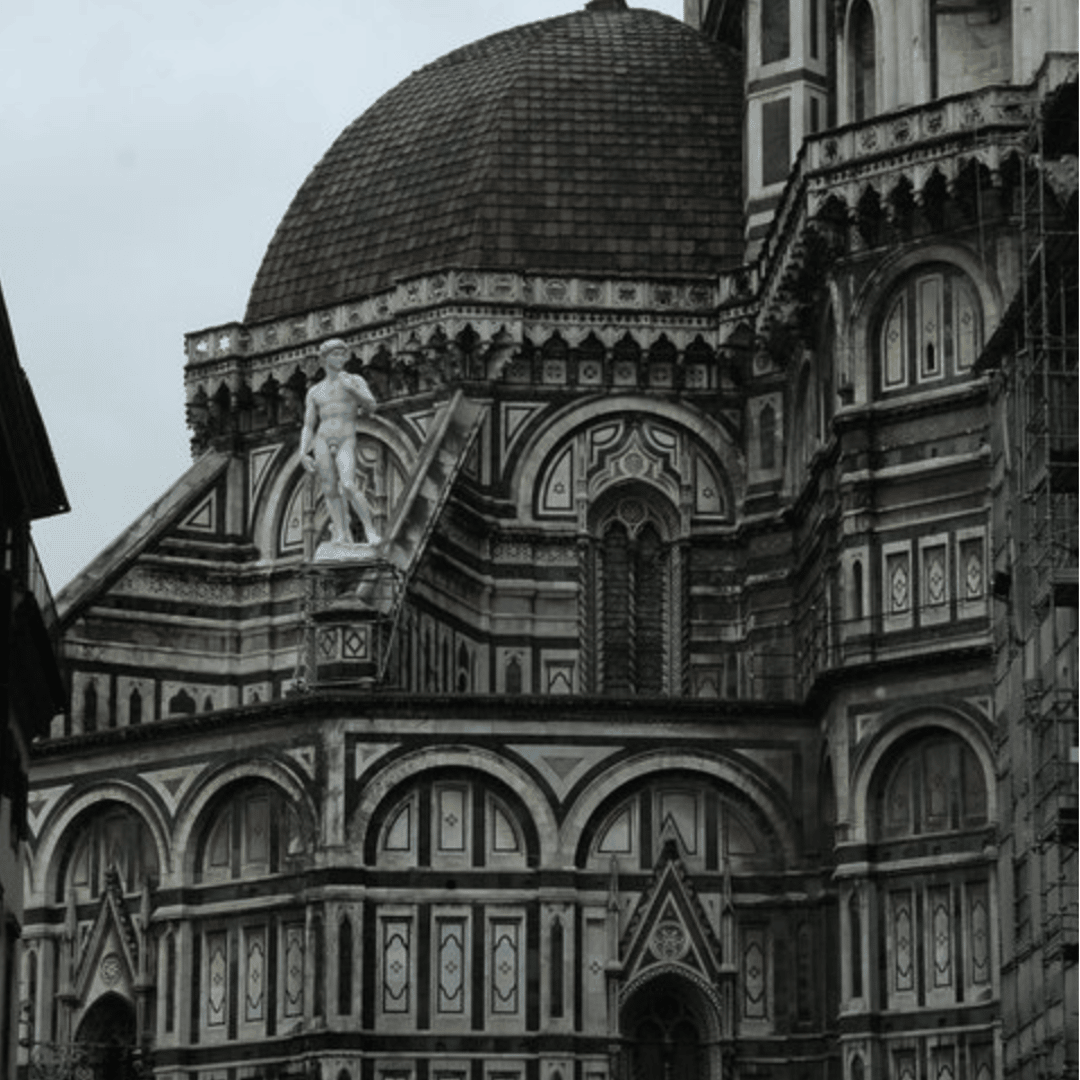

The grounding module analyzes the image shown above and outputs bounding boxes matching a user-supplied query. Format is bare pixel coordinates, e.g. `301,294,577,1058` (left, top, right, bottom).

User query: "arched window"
878,265,982,394
369,772,536,871
168,688,196,716
505,655,523,695
849,0,876,121
57,803,159,903
456,641,471,693
873,730,988,841
197,782,307,884
866,728,994,1011
128,688,142,726
601,520,664,694
851,559,864,620
593,493,674,695
583,774,782,873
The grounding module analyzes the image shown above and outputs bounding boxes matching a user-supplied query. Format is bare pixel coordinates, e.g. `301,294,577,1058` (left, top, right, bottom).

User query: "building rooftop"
245,6,744,323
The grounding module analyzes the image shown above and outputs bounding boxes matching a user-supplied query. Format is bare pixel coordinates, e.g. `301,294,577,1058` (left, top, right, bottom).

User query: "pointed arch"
588,483,680,695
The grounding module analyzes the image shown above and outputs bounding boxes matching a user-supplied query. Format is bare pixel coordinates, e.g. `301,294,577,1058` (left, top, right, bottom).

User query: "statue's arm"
345,373,378,414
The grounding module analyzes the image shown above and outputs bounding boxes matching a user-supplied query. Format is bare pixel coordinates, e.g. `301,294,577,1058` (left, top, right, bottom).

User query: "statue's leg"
315,438,351,544
336,440,381,545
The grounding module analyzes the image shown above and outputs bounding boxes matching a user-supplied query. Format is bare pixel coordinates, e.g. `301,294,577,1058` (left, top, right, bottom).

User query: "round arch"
566,750,799,868
847,705,995,844
848,242,1002,403
253,415,418,559
350,745,558,866
173,757,318,881
34,782,171,907
509,395,742,525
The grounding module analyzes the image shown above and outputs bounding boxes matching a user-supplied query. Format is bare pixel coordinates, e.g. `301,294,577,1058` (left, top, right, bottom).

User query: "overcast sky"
3,0,685,591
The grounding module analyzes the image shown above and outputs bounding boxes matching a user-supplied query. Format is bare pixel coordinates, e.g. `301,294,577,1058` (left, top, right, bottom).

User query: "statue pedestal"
297,557,401,690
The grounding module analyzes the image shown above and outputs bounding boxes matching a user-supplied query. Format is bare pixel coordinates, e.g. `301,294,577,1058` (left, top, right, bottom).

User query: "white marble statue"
300,339,382,559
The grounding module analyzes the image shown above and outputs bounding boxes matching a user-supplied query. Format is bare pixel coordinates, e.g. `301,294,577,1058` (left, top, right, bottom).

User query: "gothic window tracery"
590,491,676,696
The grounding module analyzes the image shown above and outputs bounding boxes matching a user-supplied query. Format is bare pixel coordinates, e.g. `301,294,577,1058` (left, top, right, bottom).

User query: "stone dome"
245,6,744,324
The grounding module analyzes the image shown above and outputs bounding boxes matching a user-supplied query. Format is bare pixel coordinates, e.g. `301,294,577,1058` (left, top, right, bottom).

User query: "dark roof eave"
0,283,69,520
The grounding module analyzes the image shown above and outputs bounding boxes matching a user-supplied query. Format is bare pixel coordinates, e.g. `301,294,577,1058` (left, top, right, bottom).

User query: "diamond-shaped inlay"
318,628,338,660
343,626,368,659
966,552,983,597
926,551,946,604
890,559,909,612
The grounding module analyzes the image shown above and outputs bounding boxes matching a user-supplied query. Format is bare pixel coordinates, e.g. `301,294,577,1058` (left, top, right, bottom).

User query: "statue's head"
319,338,349,369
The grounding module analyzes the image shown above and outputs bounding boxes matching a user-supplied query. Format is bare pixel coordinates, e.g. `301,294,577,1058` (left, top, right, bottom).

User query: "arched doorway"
74,992,137,1079
622,972,720,1080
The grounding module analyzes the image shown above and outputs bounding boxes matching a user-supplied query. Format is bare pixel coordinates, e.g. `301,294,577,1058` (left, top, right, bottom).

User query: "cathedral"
13,1,1077,1078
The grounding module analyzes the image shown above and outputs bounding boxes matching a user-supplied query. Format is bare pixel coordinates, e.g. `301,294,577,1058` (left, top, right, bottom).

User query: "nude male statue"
299,339,382,549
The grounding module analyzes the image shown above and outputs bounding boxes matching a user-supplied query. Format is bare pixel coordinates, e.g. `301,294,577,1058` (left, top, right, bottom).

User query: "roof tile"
245,8,743,323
